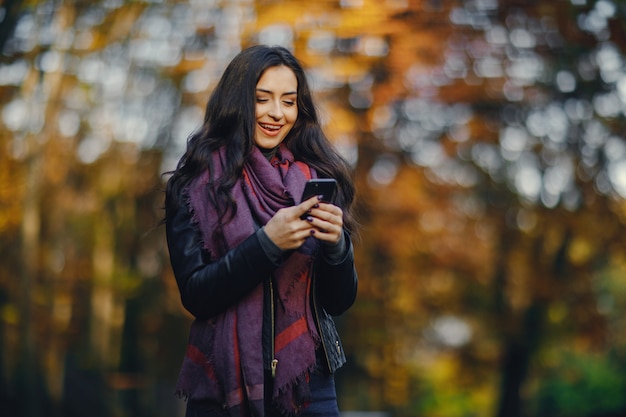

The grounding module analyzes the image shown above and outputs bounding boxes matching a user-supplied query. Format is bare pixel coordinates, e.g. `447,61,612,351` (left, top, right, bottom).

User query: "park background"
2,0,626,416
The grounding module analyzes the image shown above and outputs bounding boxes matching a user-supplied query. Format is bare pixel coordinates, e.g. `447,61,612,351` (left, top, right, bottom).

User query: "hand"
263,195,321,250
303,199,344,245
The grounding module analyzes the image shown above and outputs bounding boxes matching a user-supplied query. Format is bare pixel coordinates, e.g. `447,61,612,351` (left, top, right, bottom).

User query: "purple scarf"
176,145,321,417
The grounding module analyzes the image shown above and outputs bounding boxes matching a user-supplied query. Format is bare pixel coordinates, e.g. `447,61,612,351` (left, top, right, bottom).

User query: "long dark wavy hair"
165,45,357,235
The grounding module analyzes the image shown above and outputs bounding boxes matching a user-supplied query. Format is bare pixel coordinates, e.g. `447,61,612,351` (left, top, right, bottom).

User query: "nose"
268,100,284,120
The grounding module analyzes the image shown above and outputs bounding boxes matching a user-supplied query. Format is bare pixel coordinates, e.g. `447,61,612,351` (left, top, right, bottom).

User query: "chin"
255,138,283,149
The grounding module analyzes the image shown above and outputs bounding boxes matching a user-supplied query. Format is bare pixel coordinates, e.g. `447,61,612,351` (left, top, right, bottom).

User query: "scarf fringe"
272,363,318,417
175,389,189,401
183,185,206,243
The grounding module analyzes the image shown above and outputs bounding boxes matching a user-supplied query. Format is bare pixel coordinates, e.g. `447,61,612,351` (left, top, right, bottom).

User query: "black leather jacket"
165,197,358,374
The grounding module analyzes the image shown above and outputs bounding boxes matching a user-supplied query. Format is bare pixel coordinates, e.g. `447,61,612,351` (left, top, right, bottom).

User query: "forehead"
256,65,298,91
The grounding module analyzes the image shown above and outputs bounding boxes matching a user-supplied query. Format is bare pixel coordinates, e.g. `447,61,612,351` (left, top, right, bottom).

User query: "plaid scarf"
176,144,321,417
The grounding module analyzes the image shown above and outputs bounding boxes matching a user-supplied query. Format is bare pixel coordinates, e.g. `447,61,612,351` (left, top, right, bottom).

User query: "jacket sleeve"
314,231,358,316
165,199,278,320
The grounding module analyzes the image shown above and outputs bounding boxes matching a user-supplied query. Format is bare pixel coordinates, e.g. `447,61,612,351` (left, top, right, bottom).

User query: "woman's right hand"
263,196,321,250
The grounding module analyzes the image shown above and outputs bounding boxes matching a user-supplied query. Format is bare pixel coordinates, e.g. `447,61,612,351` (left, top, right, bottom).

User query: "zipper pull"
271,359,278,378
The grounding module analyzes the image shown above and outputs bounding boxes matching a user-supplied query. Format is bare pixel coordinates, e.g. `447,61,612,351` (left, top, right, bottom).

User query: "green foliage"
530,351,626,417
415,380,490,417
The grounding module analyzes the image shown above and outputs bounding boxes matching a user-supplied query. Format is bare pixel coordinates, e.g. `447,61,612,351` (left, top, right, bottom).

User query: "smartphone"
301,178,337,204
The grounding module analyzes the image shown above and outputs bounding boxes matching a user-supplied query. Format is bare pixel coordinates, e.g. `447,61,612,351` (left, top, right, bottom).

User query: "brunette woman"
165,45,358,417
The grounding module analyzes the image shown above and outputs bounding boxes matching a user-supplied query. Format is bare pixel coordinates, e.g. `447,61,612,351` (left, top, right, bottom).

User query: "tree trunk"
18,149,44,417
495,304,543,417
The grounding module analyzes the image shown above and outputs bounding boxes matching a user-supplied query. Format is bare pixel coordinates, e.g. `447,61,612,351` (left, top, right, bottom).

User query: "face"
254,65,298,150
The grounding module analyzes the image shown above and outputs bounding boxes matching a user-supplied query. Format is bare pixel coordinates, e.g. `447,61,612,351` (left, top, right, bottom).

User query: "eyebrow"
256,88,297,96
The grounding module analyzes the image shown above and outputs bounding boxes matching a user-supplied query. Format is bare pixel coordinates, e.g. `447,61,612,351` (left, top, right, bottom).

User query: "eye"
283,95,297,106
256,97,268,103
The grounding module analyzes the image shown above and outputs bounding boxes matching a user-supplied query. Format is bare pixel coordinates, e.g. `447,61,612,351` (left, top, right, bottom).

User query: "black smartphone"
301,178,337,203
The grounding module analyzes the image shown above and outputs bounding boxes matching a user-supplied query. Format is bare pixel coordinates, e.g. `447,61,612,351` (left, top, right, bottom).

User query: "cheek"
288,108,298,123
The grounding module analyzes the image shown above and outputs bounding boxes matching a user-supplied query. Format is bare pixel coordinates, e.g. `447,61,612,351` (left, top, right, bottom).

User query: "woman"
165,45,358,417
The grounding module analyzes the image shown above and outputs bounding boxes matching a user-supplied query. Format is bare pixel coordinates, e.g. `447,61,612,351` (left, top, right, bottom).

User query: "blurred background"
2,0,626,416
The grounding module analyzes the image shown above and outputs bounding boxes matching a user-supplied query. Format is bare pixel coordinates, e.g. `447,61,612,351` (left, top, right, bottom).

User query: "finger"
309,203,343,219
306,216,341,238
316,202,343,216
309,226,341,244
307,208,343,229
278,226,317,250
305,215,331,231
297,195,322,219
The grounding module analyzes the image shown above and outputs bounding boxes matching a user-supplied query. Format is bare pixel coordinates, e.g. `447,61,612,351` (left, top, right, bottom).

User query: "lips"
258,122,283,136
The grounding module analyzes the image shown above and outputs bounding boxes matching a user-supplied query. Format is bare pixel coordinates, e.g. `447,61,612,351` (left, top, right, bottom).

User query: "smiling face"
254,65,298,150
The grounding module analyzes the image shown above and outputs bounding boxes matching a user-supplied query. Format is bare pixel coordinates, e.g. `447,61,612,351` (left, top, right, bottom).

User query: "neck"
259,145,279,161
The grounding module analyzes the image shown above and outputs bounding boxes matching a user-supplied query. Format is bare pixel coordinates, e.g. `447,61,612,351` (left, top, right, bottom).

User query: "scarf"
176,144,321,417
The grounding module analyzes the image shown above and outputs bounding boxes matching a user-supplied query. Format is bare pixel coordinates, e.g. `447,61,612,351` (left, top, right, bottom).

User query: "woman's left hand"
304,202,344,244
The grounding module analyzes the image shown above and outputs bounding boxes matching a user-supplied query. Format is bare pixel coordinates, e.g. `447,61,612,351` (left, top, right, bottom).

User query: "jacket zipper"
311,271,333,372
270,277,278,378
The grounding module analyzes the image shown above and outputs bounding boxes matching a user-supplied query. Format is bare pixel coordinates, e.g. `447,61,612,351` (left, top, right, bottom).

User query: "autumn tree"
0,1,245,415
344,1,626,416
3,1,626,417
